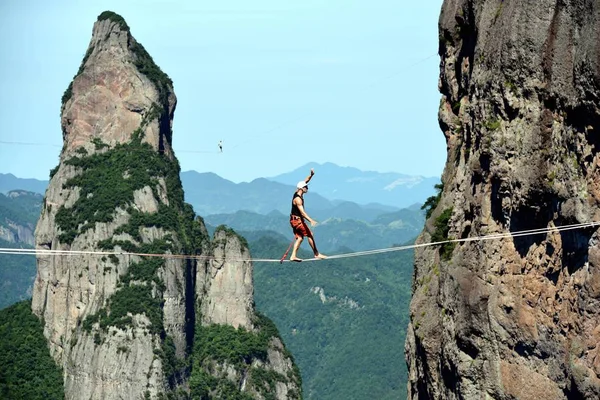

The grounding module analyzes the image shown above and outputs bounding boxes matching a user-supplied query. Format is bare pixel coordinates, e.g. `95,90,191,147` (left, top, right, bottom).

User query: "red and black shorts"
290,215,312,238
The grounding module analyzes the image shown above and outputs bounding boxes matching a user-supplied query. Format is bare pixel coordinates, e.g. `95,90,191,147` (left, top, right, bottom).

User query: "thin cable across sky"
2,221,598,263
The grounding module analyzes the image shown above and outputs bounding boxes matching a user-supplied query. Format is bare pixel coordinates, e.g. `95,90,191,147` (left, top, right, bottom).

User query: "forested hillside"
0,300,64,399
0,240,36,310
0,191,42,228
250,235,414,400
0,191,40,309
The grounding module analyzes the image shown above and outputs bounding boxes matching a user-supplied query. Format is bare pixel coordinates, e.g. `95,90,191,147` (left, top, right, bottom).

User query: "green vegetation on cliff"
0,300,64,399
62,135,203,390
421,183,443,220
55,133,183,244
432,207,455,260
97,11,130,32
190,312,301,400
421,184,455,260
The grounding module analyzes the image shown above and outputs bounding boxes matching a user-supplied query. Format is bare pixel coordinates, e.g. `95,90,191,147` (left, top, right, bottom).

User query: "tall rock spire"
32,11,301,399
32,11,188,398
60,11,176,158
405,1,600,399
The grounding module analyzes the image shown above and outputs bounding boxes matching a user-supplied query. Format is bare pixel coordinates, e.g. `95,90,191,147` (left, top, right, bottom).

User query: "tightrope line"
1,221,598,263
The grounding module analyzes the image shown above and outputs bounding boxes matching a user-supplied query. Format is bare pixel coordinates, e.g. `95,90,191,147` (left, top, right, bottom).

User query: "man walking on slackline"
289,168,327,262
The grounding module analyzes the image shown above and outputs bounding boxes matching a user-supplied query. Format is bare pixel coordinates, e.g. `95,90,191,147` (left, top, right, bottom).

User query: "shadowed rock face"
31,12,300,400
405,1,600,399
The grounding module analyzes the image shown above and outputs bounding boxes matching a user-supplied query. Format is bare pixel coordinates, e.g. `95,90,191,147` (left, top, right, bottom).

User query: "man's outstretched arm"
304,168,315,184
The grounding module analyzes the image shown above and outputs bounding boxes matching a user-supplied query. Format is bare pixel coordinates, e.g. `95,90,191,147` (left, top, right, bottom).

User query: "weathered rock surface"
31,11,301,400
405,1,600,399
200,228,254,329
0,222,34,245
0,190,41,246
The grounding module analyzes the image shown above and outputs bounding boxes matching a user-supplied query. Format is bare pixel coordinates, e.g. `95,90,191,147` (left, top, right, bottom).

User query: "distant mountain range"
181,172,338,216
2,163,438,216
268,162,439,208
181,171,402,219
0,173,48,195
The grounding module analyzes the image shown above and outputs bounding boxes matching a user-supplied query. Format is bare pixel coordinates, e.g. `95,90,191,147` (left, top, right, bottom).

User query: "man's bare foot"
290,257,302,262
315,254,328,259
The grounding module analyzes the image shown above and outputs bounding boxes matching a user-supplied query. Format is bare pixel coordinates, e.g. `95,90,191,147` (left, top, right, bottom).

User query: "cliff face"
32,12,300,399
0,190,42,246
0,222,35,245
405,1,600,399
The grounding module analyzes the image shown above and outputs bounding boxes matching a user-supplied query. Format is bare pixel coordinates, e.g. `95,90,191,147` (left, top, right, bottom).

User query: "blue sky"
1,0,445,183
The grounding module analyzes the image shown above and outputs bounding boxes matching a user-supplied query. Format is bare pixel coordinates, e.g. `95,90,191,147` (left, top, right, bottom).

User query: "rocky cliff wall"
406,1,600,399
0,222,34,245
0,190,42,246
32,11,300,400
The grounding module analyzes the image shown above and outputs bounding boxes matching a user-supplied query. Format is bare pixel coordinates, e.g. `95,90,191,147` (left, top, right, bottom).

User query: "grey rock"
200,228,254,329
0,222,34,245
406,1,600,398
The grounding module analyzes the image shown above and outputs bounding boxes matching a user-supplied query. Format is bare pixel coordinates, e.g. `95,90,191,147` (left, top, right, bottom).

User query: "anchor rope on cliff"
1,220,598,263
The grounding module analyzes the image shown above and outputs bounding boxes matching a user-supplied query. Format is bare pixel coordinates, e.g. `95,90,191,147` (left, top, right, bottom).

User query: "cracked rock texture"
405,1,600,399
199,229,255,329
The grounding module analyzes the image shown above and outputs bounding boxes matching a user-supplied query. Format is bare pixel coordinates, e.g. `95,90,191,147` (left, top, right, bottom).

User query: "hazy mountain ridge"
268,162,439,208
182,172,339,215
181,171,407,217
0,173,48,195
2,163,436,219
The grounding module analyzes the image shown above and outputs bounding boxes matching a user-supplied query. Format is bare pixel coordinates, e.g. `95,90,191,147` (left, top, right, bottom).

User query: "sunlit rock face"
405,1,600,399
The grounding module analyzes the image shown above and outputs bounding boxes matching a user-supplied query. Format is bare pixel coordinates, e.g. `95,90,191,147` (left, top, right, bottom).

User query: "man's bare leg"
290,236,303,262
307,236,327,259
